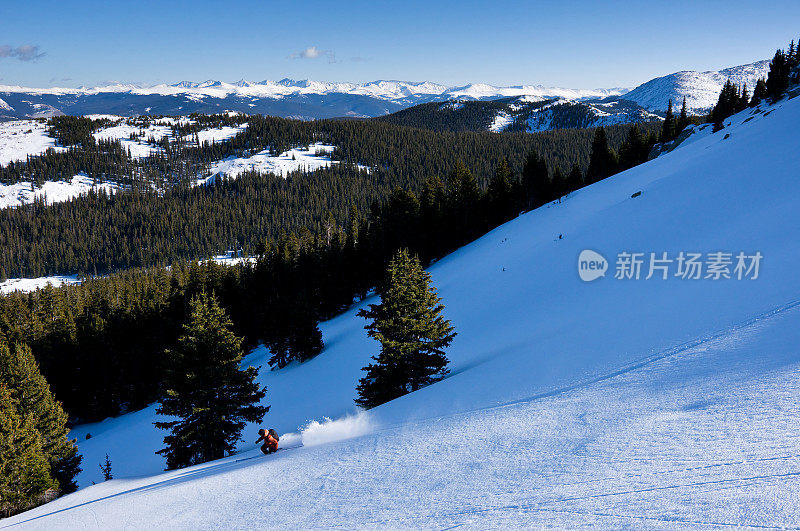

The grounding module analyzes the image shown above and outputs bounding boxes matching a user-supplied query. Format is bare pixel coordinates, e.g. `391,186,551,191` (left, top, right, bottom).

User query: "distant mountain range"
0,61,771,129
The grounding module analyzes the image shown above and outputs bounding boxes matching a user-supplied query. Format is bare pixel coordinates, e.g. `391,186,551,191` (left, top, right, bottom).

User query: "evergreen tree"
766,49,790,101
677,97,689,132
355,249,456,409
565,163,584,192
738,83,750,112
551,167,567,201
788,40,797,68
0,384,56,517
521,151,551,207
661,99,676,142
711,80,739,128
618,124,647,171
99,454,113,481
155,292,268,469
750,78,768,107
0,341,82,494
585,127,618,184
487,159,516,225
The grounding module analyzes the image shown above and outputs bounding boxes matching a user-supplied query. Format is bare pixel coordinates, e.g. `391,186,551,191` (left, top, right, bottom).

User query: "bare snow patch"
489,111,512,132
183,123,247,144
199,143,368,184
92,122,172,159
0,275,81,295
0,119,64,165
0,174,122,209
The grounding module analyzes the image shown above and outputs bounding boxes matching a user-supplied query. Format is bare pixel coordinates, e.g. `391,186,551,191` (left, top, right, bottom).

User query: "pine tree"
521,151,551,207
99,454,112,481
487,159,516,225
661,99,676,142
618,124,646,171
766,49,790,101
750,78,768,107
155,292,268,469
0,384,56,517
566,163,584,192
585,127,618,184
677,97,689,132
551,167,567,201
355,249,456,409
738,83,750,112
711,80,739,128
0,341,82,494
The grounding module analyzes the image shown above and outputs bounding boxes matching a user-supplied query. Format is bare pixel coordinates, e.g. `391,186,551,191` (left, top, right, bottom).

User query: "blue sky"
1,0,799,88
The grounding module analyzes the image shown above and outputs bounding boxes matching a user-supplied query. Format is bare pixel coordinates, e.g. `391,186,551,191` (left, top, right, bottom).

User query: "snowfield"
182,123,247,144
199,143,368,183
5,93,800,528
0,119,63,165
0,275,81,295
91,120,172,159
0,174,122,209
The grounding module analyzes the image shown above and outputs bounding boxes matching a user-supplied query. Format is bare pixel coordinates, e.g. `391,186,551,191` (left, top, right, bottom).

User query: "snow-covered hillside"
198,143,368,184
622,60,771,112
0,119,63,165
5,89,800,527
0,174,122,209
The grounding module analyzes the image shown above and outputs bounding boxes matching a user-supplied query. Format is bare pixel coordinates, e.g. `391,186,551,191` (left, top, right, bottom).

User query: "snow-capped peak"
621,60,771,112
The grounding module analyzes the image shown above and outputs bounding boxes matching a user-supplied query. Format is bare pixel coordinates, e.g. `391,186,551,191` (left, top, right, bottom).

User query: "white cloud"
289,46,337,63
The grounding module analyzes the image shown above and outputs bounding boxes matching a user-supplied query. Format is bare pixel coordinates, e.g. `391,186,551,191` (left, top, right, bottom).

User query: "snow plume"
299,411,376,447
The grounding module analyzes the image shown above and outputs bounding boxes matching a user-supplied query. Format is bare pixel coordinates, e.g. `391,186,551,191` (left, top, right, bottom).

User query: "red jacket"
256,432,279,452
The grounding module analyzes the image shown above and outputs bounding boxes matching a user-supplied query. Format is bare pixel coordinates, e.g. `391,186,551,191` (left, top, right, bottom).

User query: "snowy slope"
0,275,81,295
622,60,770,112
0,174,122,209
6,93,800,527
199,143,369,183
0,119,63,165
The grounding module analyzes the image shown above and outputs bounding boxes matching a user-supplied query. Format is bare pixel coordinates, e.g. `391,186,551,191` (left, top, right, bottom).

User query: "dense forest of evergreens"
0,119,645,278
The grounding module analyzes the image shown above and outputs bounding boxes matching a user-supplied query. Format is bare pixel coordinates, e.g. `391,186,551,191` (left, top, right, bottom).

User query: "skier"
255,428,279,454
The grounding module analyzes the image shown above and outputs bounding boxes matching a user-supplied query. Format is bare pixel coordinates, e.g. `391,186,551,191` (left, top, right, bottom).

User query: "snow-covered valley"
5,86,800,527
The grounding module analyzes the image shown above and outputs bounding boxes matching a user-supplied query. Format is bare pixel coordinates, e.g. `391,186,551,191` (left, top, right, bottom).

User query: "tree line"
709,37,799,128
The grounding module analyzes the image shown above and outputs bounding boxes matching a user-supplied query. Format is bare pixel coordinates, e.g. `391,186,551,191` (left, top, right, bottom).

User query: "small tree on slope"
355,249,456,409
155,292,268,469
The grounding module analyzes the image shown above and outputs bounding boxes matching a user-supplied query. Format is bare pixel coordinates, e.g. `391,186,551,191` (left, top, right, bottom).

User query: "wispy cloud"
0,44,46,62
289,46,337,63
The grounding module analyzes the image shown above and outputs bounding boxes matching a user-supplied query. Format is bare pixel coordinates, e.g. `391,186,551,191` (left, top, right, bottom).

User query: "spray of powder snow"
295,411,376,447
